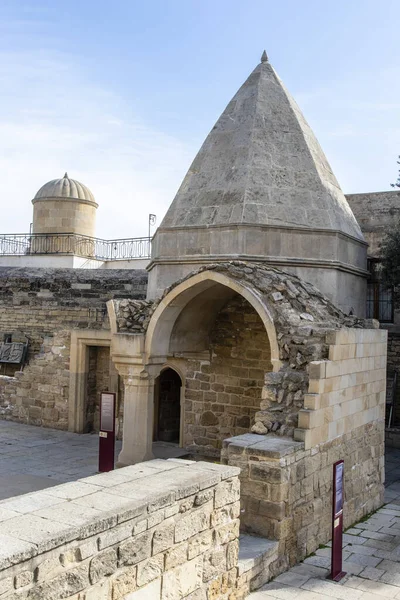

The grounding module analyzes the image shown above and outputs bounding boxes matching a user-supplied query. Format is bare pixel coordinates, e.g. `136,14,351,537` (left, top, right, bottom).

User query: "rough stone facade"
0,459,244,600
0,268,147,429
184,295,272,456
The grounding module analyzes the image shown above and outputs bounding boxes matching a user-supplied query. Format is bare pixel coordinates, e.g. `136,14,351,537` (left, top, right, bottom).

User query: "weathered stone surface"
136,555,164,587
27,564,89,600
175,505,212,543
161,557,203,600
14,570,33,589
251,422,268,434
215,479,240,509
89,548,118,584
114,299,153,334
125,579,161,599
111,566,137,600
152,519,175,554
119,531,152,566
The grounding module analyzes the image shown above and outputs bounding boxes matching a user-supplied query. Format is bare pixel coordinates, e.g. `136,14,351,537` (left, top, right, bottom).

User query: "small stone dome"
33,173,96,206
31,172,98,238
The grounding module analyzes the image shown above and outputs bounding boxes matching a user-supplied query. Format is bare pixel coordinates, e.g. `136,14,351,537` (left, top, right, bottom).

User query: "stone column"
116,364,156,467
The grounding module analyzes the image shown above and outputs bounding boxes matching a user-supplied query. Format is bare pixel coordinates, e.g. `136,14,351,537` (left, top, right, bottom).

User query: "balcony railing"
0,233,151,261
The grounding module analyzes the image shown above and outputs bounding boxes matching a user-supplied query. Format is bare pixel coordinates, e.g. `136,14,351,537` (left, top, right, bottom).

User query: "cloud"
0,49,195,238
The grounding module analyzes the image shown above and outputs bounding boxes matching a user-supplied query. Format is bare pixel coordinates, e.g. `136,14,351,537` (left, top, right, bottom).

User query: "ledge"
222,433,305,458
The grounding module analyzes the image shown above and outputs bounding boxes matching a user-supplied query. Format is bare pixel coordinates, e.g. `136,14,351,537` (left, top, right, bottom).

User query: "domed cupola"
32,173,98,237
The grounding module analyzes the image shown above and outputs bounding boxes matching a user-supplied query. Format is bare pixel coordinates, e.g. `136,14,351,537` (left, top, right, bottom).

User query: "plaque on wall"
0,342,27,364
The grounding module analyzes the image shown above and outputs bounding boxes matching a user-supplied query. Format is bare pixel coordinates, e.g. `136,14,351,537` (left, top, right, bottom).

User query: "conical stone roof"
161,53,363,240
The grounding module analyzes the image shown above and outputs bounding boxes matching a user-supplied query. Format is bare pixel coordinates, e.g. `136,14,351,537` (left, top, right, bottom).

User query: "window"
366,259,394,323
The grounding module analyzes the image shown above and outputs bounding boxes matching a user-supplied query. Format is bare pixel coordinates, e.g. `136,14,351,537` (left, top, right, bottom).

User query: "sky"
0,0,399,239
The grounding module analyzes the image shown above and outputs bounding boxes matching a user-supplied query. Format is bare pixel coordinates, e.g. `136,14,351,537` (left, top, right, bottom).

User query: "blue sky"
0,0,399,238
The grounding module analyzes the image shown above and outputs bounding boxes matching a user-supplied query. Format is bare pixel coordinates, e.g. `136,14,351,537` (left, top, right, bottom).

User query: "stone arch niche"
144,271,281,457
108,262,362,466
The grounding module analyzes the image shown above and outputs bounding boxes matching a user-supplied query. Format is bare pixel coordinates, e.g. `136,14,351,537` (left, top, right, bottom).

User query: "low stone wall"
223,420,384,567
0,459,241,600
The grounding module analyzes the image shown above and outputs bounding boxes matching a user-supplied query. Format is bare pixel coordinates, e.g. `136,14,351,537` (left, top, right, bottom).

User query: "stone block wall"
346,190,400,256
221,326,386,568
222,420,384,566
0,268,147,429
0,459,241,600
295,328,387,449
183,295,272,457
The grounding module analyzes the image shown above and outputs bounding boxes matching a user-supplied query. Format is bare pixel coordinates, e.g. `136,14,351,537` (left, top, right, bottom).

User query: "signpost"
99,392,116,473
330,460,346,582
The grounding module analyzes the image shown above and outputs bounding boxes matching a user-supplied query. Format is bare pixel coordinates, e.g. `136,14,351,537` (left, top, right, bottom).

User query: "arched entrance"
154,368,182,444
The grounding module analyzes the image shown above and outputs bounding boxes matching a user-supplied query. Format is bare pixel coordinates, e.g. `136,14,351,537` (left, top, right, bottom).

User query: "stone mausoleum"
0,52,397,598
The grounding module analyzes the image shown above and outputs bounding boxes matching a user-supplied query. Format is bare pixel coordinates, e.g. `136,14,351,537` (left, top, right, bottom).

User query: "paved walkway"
0,420,187,500
249,448,400,600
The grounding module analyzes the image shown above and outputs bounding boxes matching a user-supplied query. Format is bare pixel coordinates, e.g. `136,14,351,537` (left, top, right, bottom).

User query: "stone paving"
0,420,187,500
248,447,400,600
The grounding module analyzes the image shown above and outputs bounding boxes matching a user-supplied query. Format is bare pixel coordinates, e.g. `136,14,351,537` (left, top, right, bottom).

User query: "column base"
116,449,155,468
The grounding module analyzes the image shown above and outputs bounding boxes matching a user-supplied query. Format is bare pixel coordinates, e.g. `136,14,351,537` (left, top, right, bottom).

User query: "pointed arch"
145,270,280,370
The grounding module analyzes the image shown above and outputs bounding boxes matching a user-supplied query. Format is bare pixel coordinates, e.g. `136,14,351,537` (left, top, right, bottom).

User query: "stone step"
237,534,279,595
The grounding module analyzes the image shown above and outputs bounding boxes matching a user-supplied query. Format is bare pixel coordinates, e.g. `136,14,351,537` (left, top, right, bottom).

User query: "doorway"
154,368,182,444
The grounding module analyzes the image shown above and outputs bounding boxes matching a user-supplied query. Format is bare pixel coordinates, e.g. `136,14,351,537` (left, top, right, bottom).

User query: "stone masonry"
109,261,378,461
222,326,386,568
0,268,147,429
184,295,272,457
0,458,243,600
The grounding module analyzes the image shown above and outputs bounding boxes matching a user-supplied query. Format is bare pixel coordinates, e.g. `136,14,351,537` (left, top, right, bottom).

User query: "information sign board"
99,392,116,473
330,460,346,582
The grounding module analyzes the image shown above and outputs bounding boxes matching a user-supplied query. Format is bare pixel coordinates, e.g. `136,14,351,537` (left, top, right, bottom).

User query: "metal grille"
366,282,394,323
0,233,151,261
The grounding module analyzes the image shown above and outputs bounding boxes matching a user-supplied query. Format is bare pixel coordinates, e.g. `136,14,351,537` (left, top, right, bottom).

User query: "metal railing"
0,233,151,261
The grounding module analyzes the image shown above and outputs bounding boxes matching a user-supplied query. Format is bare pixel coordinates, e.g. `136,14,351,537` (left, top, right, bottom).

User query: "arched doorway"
154,368,182,444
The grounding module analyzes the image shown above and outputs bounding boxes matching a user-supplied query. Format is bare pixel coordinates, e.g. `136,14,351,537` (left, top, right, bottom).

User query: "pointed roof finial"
261,50,268,63
63,172,69,179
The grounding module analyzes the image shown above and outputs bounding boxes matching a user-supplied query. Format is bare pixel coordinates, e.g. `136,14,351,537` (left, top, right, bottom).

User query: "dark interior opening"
154,368,181,444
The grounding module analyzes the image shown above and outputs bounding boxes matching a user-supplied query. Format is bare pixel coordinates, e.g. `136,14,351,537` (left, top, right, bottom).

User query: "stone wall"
222,326,386,567
346,190,400,256
0,268,147,429
223,420,384,566
184,295,272,457
295,328,387,449
0,459,241,600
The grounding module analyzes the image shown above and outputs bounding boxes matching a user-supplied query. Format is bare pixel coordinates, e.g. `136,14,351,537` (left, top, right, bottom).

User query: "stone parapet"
222,420,384,567
0,459,241,600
